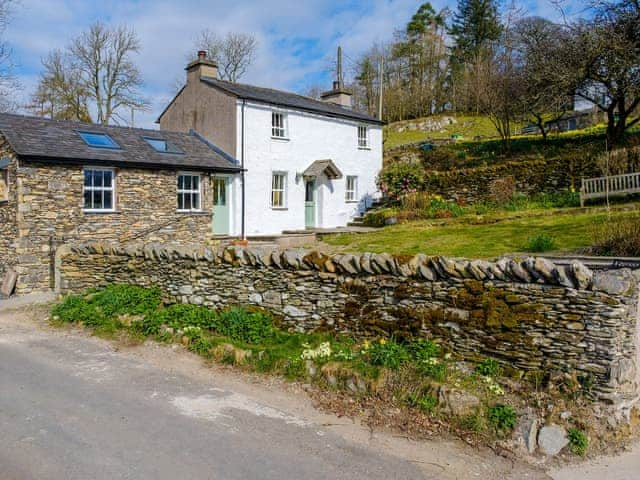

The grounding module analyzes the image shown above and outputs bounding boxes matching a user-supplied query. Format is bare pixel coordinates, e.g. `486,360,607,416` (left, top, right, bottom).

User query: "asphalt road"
0,307,430,480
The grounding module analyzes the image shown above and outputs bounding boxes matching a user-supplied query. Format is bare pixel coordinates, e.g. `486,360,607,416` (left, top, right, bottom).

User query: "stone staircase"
347,198,386,227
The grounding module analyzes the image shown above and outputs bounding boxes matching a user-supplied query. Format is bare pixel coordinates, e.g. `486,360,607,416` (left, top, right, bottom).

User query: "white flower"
301,342,332,360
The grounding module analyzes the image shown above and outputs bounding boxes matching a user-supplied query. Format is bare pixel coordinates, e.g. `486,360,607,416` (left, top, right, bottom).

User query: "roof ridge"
0,112,194,137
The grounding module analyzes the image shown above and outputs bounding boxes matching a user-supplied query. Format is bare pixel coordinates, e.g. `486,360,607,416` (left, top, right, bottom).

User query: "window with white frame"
83,168,115,211
0,167,7,202
271,172,287,208
272,111,287,138
345,176,358,202
177,173,202,212
358,125,369,148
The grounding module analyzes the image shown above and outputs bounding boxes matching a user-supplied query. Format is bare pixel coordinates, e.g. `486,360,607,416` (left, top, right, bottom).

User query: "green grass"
385,115,501,150
323,207,638,258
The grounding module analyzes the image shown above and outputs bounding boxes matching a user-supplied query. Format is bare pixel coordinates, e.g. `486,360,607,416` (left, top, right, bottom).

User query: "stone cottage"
158,51,384,236
0,113,242,294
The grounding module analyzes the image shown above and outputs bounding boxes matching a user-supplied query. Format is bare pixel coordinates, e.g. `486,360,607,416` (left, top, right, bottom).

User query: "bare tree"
194,30,257,82
562,0,640,147
69,22,148,125
0,0,19,112
514,17,573,140
29,50,91,122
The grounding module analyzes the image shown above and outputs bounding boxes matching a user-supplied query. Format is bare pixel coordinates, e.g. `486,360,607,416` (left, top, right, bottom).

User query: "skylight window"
143,137,184,154
77,131,120,149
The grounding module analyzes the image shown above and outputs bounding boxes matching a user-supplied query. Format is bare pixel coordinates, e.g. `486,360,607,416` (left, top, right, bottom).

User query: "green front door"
305,179,316,228
212,177,230,235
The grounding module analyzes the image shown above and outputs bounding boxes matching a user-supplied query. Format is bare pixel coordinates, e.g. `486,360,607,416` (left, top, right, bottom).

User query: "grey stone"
509,260,533,283
571,262,593,290
178,285,193,295
593,270,635,296
249,293,263,304
438,386,480,416
524,418,539,454
283,305,307,318
538,424,569,456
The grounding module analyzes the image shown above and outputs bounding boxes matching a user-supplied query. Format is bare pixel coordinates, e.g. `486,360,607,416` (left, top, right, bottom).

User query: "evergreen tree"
450,0,502,62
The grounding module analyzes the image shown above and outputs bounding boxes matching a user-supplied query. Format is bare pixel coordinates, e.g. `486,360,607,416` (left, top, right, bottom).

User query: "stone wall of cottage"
57,243,640,408
0,149,18,280
12,159,216,293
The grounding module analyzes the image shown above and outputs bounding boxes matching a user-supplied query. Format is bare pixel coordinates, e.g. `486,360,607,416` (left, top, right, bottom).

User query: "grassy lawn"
322,207,638,258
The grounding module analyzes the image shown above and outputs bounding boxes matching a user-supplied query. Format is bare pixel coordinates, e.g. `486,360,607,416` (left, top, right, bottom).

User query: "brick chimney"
321,46,352,109
186,50,219,84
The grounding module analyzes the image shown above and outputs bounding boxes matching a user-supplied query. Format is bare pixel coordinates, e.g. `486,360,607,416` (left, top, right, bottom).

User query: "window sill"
358,146,371,151
345,200,359,204
177,210,211,215
83,209,120,214
271,136,290,142
271,207,288,211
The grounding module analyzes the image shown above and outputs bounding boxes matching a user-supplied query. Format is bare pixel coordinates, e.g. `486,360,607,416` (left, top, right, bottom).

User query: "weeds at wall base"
49,284,636,460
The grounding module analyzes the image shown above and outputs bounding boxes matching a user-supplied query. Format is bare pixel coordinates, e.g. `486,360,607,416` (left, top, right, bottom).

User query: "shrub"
592,214,640,256
140,304,218,336
52,294,103,326
377,162,423,199
568,427,589,456
363,208,399,227
488,404,518,433
89,284,162,317
476,358,502,377
527,233,556,252
216,308,275,344
367,338,410,370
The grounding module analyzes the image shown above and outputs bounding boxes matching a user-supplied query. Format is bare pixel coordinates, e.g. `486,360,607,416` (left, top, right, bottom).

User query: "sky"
4,0,585,129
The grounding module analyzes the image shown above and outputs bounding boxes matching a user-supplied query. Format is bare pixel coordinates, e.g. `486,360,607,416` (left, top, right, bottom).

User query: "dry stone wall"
58,243,640,408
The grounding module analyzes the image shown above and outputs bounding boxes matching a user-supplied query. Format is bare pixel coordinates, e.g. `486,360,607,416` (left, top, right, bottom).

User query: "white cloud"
4,0,586,128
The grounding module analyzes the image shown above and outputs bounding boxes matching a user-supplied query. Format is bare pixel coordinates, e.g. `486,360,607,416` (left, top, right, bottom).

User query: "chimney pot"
198,50,207,60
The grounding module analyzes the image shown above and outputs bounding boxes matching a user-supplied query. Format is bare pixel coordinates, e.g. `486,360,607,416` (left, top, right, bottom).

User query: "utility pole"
337,46,343,87
378,56,384,120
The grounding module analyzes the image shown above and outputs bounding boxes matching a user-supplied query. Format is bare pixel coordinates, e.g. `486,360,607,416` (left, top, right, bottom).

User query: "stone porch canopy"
0,113,242,173
302,159,343,180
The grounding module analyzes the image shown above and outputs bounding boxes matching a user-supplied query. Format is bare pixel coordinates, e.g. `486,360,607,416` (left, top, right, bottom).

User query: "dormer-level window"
358,125,369,149
272,111,288,139
143,137,184,154
78,131,120,149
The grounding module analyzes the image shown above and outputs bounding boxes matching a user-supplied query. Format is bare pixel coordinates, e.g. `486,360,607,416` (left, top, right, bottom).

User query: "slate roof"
198,77,383,125
0,113,242,172
303,159,343,179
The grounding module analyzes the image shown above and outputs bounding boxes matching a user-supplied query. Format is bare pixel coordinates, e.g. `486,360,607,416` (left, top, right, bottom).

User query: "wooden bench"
580,172,640,206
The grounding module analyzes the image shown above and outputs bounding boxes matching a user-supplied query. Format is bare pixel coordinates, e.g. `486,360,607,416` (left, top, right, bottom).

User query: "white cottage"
158,51,384,237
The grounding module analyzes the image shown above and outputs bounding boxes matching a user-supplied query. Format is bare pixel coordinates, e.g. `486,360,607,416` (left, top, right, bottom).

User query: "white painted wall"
230,101,383,236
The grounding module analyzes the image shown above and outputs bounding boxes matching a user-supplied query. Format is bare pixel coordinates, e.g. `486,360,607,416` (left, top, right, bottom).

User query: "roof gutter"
16,155,245,173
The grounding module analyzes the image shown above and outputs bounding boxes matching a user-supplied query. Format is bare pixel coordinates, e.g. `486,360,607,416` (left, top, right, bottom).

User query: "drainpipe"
241,99,246,240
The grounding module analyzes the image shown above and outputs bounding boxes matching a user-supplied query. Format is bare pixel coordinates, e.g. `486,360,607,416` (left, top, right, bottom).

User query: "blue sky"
5,0,584,128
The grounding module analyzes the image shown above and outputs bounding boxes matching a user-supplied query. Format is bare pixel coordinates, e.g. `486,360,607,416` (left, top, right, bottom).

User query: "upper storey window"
272,111,288,139
358,125,369,149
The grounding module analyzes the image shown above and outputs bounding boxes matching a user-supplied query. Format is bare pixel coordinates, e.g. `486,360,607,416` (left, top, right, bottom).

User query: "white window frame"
358,125,369,149
271,171,288,209
83,167,116,213
177,172,202,213
345,175,358,202
0,167,7,203
272,111,288,139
